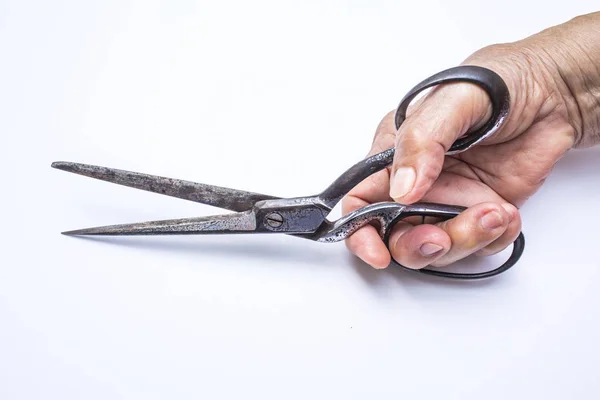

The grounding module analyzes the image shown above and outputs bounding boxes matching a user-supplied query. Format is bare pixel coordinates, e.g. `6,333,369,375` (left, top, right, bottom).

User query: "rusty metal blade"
61,211,258,236
51,161,279,212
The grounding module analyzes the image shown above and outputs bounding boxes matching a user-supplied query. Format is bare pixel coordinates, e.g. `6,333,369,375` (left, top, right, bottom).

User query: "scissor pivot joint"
265,212,284,228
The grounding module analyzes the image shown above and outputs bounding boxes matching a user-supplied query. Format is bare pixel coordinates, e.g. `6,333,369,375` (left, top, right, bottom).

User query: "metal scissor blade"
51,161,279,212
61,211,257,236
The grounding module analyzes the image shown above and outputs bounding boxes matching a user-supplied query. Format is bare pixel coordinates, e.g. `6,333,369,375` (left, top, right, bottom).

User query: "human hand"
342,12,600,270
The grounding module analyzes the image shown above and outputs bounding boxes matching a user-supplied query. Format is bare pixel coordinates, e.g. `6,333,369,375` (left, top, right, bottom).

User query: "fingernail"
390,167,416,200
481,211,503,231
419,242,443,257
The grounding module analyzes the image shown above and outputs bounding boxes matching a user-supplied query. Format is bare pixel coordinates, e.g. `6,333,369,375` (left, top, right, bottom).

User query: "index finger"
341,110,397,268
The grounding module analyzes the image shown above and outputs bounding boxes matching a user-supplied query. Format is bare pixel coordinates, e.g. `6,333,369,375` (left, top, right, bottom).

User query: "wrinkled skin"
343,12,600,270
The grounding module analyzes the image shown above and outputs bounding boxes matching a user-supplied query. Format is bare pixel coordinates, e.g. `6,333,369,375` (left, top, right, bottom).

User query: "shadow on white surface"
349,252,512,289
63,228,515,290
65,234,341,266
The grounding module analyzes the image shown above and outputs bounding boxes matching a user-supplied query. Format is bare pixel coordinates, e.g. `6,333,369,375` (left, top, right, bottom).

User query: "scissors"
52,65,525,280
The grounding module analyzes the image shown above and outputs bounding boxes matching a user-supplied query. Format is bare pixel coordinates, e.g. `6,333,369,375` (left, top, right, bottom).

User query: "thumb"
389,79,493,204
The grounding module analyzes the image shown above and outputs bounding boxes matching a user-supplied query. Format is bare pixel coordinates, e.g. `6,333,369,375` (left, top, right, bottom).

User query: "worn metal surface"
306,202,407,243
62,211,257,236
254,197,331,233
319,149,394,209
52,66,524,280
51,162,278,212
304,202,464,243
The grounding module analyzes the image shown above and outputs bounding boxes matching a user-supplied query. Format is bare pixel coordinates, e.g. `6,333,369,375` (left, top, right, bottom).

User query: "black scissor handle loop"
318,66,510,208
394,65,510,154
385,66,521,279
381,203,525,280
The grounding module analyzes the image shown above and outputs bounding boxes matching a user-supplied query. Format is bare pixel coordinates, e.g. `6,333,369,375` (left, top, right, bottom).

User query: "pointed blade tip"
61,229,83,236
51,161,75,171
61,227,103,236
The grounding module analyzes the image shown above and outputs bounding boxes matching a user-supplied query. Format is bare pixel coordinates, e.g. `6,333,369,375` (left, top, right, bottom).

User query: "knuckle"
397,123,438,150
341,195,364,214
370,111,398,154
371,130,396,154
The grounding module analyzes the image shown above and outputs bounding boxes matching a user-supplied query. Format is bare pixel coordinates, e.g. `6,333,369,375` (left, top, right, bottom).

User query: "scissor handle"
394,65,510,154
319,65,510,208
315,66,521,279
381,203,525,280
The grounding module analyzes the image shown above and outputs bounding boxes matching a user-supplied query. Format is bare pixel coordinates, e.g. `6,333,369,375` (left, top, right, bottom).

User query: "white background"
1,1,600,399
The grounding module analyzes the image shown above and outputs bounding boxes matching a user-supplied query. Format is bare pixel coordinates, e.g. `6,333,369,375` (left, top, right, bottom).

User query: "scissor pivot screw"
265,212,284,228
